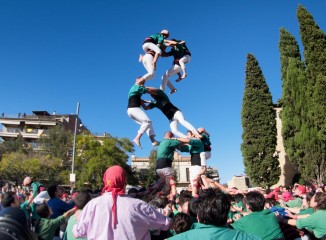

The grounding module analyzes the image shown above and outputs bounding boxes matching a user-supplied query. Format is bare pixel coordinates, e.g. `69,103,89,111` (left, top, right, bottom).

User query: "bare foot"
138,54,143,62
169,89,177,95
133,139,142,149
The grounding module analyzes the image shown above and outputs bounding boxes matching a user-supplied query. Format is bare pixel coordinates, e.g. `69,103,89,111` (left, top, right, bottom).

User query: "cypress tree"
279,29,307,169
241,54,280,187
297,5,326,183
279,28,302,83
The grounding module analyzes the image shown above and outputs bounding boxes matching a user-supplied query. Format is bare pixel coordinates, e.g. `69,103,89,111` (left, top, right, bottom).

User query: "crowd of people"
0,168,326,240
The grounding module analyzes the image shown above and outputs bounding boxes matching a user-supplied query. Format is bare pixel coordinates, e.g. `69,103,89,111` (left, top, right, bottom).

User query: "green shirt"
168,41,191,59
232,209,284,240
180,139,204,155
128,84,147,98
30,202,40,220
189,139,204,154
286,197,303,208
31,181,43,197
148,90,179,120
157,139,180,160
20,201,30,220
149,89,170,109
149,33,165,46
36,215,66,240
64,210,87,240
296,210,326,238
168,223,261,240
200,133,211,148
298,207,314,215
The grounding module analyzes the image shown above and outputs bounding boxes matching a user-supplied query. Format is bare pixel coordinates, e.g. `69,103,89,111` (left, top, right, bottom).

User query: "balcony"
0,127,45,139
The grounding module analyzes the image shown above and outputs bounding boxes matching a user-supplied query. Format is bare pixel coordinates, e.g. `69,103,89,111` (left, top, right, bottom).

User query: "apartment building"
0,110,87,149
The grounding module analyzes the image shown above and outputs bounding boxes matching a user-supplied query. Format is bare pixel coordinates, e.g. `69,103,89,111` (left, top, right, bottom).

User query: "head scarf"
101,165,126,228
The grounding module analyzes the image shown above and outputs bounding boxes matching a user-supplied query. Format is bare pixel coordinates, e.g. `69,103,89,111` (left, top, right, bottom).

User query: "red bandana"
101,165,126,228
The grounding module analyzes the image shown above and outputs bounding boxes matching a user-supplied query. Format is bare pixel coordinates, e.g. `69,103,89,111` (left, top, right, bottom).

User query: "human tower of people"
1,30,326,240
127,29,212,199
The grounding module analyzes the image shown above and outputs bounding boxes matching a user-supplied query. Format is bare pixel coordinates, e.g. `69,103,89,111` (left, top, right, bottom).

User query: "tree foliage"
37,125,73,159
146,150,158,187
0,152,65,185
0,135,29,159
296,5,326,183
279,29,306,175
74,134,136,190
241,54,280,187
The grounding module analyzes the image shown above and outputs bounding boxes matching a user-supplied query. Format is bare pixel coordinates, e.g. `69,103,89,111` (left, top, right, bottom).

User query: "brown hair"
316,192,326,210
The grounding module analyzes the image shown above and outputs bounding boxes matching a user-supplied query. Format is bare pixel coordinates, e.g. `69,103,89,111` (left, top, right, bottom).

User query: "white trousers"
200,151,211,162
142,43,162,81
170,110,197,138
190,165,202,187
127,107,155,136
142,53,155,81
160,55,191,91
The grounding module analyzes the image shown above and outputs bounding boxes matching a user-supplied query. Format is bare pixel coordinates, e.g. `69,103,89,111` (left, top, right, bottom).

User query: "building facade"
0,111,87,149
131,152,219,191
271,106,297,188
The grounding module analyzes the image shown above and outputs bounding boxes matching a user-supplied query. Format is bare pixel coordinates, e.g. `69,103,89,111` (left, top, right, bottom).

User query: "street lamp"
70,102,80,192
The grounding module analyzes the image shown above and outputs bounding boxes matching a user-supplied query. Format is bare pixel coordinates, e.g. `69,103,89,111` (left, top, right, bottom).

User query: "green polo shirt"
232,209,283,240
168,223,261,240
36,215,66,240
189,139,204,154
296,210,326,238
157,138,180,160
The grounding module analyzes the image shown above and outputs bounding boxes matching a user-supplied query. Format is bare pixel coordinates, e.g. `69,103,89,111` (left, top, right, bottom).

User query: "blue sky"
1,1,325,184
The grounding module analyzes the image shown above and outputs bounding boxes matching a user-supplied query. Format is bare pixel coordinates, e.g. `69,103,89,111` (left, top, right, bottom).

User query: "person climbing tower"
127,78,159,149
138,30,170,82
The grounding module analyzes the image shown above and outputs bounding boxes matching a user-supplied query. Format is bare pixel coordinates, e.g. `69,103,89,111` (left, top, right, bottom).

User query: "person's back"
232,209,283,240
73,192,170,240
232,191,283,240
36,202,76,240
169,222,261,240
168,189,261,240
73,166,170,240
47,185,74,219
64,190,92,240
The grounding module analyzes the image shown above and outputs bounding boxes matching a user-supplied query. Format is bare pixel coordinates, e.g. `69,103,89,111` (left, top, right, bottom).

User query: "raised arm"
145,86,159,94
141,99,153,110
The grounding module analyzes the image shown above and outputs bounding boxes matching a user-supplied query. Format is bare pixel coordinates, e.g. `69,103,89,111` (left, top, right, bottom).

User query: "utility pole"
70,102,80,192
